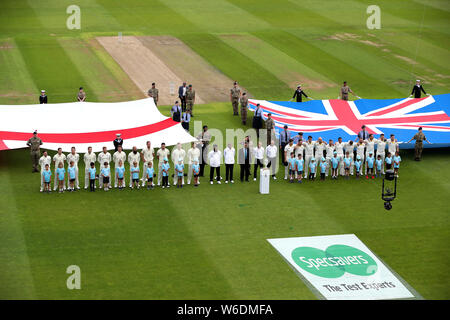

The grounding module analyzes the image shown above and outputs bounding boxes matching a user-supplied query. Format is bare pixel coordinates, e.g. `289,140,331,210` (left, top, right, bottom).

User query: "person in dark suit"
113,133,123,152
238,141,252,182
178,82,187,112
410,80,429,98
39,90,47,104
356,125,369,142
291,85,309,102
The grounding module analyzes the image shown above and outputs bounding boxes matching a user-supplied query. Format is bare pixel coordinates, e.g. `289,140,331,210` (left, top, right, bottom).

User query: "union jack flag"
248,94,450,148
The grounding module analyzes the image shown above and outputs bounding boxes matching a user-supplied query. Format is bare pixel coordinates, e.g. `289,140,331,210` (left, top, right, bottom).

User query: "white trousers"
187,164,193,184
337,154,344,175
304,154,313,178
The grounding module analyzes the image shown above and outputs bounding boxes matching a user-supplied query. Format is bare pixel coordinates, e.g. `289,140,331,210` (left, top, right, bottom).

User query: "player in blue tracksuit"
366,152,375,179
42,164,52,193
115,160,125,190
354,155,362,179
295,154,304,183
309,157,317,180
146,162,155,189
288,152,296,183
331,152,340,179
393,151,402,177
68,161,77,191
320,157,327,180
375,155,383,178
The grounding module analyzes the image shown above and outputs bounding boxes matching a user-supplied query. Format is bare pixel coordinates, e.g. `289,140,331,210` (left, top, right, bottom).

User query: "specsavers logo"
291,245,378,278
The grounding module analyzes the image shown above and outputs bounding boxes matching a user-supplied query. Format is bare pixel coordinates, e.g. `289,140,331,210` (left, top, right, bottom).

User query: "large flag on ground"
249,94,450,149
0,98,197,152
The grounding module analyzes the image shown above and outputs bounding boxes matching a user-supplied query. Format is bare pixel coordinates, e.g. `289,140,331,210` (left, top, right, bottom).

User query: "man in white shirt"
335,137,345,176
127,146,140,188
364,134,376,173
387,134,399,156
187,142,201,185
113,145,126,187
375,134,387,174
66,147,80,190
223,143,235,183
253,141,265,181
141,141,155,186
266,140,278,179
53,148,66,190
156,143,170,185
208,144,222,184
314,137,326,177
39,151,52,192
97,146,111,189
171,142,186,185
343,140,355,175
325,140,335,177
284,139,296,179
302,136,315,178
83,146,96,189
356,140,366,175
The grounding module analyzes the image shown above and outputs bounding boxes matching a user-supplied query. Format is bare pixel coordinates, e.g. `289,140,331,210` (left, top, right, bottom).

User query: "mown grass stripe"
181,33,292,100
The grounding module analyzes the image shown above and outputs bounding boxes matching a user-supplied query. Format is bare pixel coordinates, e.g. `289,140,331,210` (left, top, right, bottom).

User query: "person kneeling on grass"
296,154,304,183
375,155,383,178
393,151,401,177
320,157,327,181
331,152,339,180
146,162,155,190
354,155,362,179
161,158,170,189
68,161,76,191
56,162,65,193
192,158,200,187
116,160,125,190
131,161,140,189
88,162,96,192
101,161,111,191
175,158,184,189
343,151,351,179
366,152,375,179
308,157,316,180
42,163,52,193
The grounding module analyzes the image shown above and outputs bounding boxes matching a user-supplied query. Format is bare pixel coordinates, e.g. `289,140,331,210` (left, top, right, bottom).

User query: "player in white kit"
387,134,399,158
171,143,186,185
52,148,66,190
97,146,111,189
66,147,80,190
302,136,315,178
343,140,355,175
83,146,96,189
325,139,335,177
334,137,345,176
314,137,326,177
375,134,387,174
140,141,154,186
113,145,126,187
39,151,52,192
187,142,201,185
355,140,366,175
127,146,140,188
364,134,376,173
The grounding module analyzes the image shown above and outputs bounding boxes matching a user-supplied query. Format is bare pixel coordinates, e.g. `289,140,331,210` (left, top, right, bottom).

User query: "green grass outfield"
0,0,449,299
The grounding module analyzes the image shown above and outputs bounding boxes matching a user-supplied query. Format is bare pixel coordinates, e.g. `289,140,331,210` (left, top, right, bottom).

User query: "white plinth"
259,168,270,194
